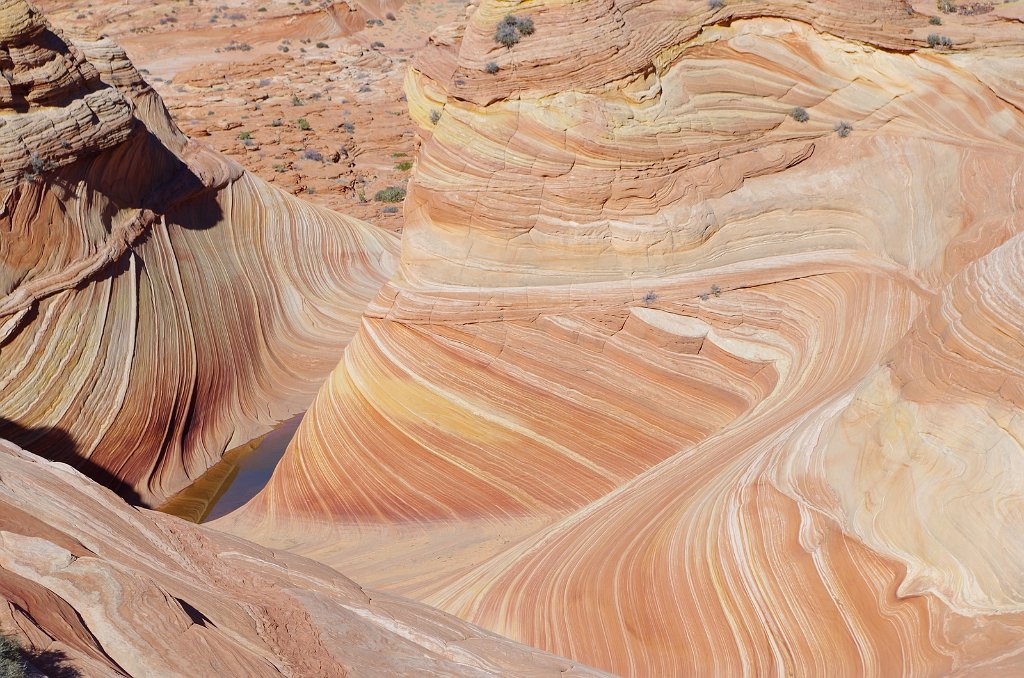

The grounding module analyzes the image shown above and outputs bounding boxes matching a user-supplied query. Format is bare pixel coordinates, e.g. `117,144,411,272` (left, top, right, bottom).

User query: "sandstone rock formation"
0,438,604,676
0,0,398,506
217,0,1024,674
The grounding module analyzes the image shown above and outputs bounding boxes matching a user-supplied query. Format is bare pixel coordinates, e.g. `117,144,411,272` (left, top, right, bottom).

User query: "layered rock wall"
220,1,1024,674
0,0,398,505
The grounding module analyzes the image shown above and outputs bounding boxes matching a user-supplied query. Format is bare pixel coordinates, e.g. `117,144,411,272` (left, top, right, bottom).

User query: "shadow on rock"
0,417,143,506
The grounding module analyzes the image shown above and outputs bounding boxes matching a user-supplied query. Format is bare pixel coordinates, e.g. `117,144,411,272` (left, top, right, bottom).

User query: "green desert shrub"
374,186,406,203
296,118,311,130
395,161,413,171
0,634,25,678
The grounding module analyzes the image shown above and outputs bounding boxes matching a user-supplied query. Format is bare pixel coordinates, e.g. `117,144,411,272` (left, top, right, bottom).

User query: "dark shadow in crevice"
0,418,143,506
176,598,213,628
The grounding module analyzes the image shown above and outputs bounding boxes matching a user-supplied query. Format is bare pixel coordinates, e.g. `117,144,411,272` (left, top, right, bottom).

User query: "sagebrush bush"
495,22,519,47
0,634,25,678
374,186,406,203
927,33,954,47
484,61,499,74
494,14,535,48
834,120,853,138
27,153,48,177
429,109,441,124
790,106,809,123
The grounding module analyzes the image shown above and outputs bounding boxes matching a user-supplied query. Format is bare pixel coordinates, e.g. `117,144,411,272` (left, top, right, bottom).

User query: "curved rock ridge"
0,3,399,505
401,12,1024,288
775,230,1024,617
417,0,1023,108
218,1,1024,675
0,440,605,677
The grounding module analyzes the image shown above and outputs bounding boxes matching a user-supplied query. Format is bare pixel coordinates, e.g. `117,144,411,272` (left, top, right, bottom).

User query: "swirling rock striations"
0,0,398,506
0,438,605,677
219,0,1024,675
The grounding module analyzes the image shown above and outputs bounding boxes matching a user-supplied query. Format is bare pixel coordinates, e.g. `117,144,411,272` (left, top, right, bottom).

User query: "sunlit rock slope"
0,438,604,677
0,0,398,506
219,0,1024,674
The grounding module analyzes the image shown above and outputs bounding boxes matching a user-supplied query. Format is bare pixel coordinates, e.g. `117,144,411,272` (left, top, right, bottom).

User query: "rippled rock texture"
0,0,398,506
219,0,1024,674
0,438,603,676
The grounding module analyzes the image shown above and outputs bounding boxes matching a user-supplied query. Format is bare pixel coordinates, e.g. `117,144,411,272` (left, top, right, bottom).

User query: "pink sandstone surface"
3,0,1024,675
0,2,606,673
0,0,398,506
0,438,604,676
214,0,1024,674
